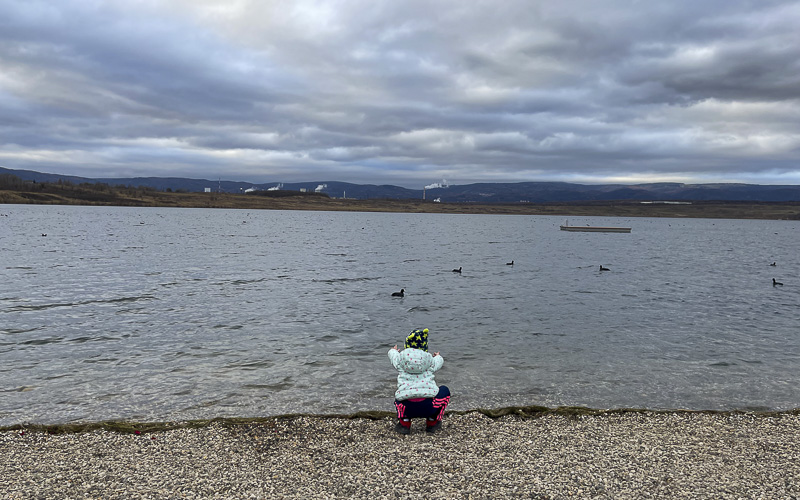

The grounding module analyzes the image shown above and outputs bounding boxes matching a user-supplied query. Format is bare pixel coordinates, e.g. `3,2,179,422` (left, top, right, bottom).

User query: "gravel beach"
2,410,800,499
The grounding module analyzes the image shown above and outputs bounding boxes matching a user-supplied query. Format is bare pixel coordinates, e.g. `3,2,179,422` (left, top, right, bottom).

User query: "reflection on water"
1,204,799,425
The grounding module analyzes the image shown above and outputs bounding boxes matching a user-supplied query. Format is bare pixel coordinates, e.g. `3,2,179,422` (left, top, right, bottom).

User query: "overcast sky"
1,0,799,188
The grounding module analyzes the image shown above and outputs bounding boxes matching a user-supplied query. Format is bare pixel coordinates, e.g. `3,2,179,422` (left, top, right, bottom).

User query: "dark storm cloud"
1,0,799,186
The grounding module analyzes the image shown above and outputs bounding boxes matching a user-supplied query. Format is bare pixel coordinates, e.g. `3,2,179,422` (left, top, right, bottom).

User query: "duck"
391,288,405,297
452,267,462,273
600,265,610,271
773,278,783,286
770,262,777,266
506,260,514,266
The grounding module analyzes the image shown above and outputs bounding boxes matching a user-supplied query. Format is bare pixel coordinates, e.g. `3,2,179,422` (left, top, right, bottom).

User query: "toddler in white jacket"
388,328,451,434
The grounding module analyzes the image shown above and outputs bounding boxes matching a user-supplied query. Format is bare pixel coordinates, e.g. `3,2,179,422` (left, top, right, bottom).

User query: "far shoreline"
3,187,800,220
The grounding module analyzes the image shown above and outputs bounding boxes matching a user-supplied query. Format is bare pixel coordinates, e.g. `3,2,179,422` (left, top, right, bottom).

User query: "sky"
1,0,799,188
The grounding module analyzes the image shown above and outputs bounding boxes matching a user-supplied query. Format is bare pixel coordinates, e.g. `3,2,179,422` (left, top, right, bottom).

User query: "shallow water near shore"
1,204,799,425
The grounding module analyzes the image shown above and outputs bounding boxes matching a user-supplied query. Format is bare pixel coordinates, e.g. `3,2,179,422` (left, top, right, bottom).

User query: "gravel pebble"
2,411,800,499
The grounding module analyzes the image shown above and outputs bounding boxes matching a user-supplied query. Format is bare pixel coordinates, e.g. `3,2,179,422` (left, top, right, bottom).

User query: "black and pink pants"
394,386,451,426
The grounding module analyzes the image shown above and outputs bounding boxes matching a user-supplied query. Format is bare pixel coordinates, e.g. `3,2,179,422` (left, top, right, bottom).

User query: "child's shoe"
425,419,441,433
395,419,411,435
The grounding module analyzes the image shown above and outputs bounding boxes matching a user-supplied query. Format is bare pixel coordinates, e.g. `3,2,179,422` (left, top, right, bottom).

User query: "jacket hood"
396,348,433,374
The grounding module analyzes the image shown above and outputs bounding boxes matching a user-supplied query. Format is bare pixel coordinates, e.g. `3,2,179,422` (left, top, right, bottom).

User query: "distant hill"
3,166,800,202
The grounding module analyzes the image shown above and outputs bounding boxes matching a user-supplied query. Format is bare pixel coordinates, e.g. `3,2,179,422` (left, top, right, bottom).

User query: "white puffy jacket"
388,348,443,400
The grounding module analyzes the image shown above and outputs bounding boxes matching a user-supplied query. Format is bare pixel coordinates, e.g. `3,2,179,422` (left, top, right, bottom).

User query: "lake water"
1,204,799,426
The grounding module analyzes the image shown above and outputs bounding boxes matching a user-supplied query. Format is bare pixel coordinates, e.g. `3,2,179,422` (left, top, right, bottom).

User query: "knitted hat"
404,328,429,351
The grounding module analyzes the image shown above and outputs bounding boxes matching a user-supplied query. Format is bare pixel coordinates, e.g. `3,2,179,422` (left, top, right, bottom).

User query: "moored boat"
559,220,631,233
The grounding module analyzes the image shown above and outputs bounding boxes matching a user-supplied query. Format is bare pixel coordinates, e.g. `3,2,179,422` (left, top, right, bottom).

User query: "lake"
1,204,798,426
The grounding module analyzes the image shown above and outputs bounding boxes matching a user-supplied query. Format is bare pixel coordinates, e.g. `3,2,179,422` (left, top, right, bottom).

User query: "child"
388,328,451,434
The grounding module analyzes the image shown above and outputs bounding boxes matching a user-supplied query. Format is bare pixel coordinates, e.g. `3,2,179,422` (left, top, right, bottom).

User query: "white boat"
559,220,631,233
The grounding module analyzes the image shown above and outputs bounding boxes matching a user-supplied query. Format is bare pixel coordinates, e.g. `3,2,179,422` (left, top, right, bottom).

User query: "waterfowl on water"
770,262,777,266
773,278,783,286
600,265,610,271
506,260,514,266
391,288,405,297
452,267,462,273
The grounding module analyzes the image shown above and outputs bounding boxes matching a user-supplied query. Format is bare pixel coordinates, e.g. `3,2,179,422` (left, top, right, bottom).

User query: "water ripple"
20,336,64,346
6,295,156,312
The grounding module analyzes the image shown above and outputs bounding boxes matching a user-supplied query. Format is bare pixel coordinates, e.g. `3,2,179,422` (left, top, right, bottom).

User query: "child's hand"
391,345,398,350
433,351,440,357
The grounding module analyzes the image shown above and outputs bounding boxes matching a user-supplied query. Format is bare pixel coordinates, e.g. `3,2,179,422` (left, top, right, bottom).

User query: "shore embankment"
2,408,799,499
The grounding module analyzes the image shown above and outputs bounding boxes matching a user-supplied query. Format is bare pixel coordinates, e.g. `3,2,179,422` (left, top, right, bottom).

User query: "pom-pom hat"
404,328,429,351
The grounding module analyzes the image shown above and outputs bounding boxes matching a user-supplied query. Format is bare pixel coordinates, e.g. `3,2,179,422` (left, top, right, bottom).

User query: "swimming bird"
391,288,405,297
506,260,514,266
452,267,462,273
600,265,610,271
773,278,783,286
770,262,777,266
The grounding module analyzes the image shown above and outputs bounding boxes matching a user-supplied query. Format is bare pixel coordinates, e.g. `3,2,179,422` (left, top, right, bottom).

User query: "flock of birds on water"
390,260,787,297
20,216,790,293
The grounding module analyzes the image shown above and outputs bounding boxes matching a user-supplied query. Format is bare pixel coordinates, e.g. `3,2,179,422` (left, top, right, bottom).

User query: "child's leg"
394,401,411,434
427,386,451,426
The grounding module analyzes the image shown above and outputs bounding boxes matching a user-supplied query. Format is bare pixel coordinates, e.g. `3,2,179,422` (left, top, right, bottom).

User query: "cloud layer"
1,0,799,187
